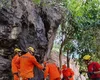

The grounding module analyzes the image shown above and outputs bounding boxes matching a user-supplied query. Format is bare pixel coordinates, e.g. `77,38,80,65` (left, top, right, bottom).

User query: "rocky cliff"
0,0,63,79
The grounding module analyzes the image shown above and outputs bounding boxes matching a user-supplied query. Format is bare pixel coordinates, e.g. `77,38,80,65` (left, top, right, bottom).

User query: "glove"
62,77,65,80
87,72,94,79
68,76,72,79
68,76,72,78
88,72,94,75
42,67,46,71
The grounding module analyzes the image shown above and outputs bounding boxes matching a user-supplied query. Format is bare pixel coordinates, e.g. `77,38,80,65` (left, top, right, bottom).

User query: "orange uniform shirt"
12,54,20,80
19,52,43,79
44,63,61,80
62,68,74,80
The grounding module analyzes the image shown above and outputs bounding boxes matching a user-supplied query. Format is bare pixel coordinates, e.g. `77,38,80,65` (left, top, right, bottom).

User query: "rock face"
0,57,11,80
0,0,63,79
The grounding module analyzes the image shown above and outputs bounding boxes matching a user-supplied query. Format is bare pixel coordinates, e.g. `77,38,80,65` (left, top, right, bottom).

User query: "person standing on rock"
82,55,100,80
19,47,45,80
11,48,22,80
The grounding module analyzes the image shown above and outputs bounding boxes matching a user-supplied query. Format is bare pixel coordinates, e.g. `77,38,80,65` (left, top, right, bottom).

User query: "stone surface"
0,56,11,80
0,0,63,79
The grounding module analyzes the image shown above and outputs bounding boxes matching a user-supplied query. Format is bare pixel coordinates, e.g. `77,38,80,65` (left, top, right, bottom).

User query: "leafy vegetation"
53,0,100,68
0,0,11,9
32,0,41,4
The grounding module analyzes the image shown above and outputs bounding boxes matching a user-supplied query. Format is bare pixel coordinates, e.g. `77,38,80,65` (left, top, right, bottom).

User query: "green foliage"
63,41,75,53
32,0,40,4
77,28,97,54
53,0,100,61
0,0,11,9
61,0,100,55
65,0,100,28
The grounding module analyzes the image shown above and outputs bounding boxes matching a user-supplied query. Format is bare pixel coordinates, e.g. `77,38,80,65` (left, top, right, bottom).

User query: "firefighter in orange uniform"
44,60,61,80
12,48,22,80
19,47,44,80
62,64,74,80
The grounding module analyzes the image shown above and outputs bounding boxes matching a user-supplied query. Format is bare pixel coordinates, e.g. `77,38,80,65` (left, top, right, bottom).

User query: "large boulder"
0,0,63,79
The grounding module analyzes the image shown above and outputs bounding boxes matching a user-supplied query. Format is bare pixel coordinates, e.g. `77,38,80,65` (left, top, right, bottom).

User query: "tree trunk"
59,44,63,68
59,39,66,68
67,50,70,68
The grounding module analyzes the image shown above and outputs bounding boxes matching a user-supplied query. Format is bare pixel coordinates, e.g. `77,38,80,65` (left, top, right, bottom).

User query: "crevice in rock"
41,11,50,40
39,8,50,41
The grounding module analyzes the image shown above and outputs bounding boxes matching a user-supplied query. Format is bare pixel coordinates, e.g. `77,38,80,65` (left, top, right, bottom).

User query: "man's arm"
44,66,49,79
11,58,20,77
31,56,44,70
